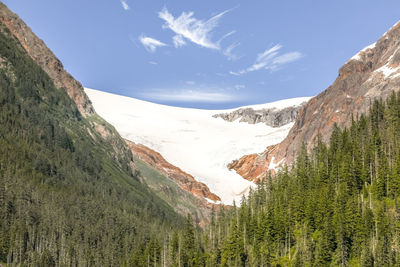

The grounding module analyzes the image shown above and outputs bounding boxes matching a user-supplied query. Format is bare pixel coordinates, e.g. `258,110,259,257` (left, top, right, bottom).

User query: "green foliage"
2,9,400,266
133,156,210,224
152,92,400,266
0,24,183,265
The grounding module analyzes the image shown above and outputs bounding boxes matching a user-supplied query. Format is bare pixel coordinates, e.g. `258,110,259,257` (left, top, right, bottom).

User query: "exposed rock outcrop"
0,3,93,117
126,140,221,203
231,21,400,182
0,3,136,172
213,105,306,128
0,2,219,224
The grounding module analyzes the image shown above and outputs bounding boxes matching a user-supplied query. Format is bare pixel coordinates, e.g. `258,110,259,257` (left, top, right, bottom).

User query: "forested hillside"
203,93,400,266
1,1,400,266
135,93,400,266
0,22,184,266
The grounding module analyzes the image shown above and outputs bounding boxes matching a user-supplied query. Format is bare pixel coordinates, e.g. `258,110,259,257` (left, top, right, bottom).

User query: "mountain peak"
230,19,400,181
0,2,94,117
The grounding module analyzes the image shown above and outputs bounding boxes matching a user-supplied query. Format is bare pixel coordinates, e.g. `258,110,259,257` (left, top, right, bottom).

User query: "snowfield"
85,88,310,204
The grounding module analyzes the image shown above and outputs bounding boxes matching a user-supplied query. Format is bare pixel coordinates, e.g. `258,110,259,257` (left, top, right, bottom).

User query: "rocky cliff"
213,104,306,127
126,140,221,203
0,3,93,117
231,21,400,181
0,3,136,171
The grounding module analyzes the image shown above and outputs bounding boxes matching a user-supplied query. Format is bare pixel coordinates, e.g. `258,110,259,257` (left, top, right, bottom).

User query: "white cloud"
139,35,166,53
158,6,234,51
218,31,236,46
173,34,186,48
120,0,129,10
223,42,240,61
248,45,282,72
272,52,303,66
142,89,238,103
231,44,303,75
149,61,158,65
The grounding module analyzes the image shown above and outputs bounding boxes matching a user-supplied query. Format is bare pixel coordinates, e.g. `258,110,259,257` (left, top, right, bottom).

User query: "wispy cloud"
139,35,166,53
173,34,186,48
158,6,235,53
141,89,238,103
230,45,303,75
120,0,130,10
218,30,236,46
149,61,158,65
223,42,240,61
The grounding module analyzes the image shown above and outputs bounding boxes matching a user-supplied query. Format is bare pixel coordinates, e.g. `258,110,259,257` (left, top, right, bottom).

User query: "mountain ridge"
126,140,221,203
231,20,400,181
0,2,93,116
212,98,309,127
0,12,185,264
0,2,140,175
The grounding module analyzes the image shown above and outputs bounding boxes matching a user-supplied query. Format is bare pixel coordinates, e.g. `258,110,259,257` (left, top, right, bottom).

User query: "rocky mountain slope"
0,2,220,222
231,20,400,181
0,2,135,172
86,88,310,204
0,3,92,116
0,5,187,264
131,152,213,227
127,140,221,203
213,100,308,127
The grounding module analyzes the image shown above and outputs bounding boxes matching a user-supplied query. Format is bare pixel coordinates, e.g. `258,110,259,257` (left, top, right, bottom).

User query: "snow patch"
85,88,305,205
383,20,400,38
350,42,376,61
205,198,221,205
268,157,284,171
351,20,399,62
375,64,400,79
223,97,311,112
392,72,400,79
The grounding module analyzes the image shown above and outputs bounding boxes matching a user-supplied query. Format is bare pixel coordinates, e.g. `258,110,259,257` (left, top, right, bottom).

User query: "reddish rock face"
126,141,221,202
0,3,222,214
232,21,400,182
0,3,94,117
0,3,137,174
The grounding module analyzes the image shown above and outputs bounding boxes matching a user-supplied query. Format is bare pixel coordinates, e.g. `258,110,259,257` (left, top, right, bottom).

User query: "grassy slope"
134,156,211,225
0,22,183,266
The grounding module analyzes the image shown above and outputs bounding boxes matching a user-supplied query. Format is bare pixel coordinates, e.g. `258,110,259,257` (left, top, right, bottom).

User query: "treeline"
2,8,400,265
132,93,400,266
0,23,183,266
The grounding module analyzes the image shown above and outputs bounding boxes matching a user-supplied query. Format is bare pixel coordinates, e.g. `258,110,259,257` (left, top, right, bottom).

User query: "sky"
3,0,400,109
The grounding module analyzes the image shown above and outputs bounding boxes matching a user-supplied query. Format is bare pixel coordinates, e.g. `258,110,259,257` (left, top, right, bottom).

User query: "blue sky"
3,0,400,109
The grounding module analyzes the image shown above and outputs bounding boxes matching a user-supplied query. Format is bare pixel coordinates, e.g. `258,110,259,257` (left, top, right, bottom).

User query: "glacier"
85,88,310,204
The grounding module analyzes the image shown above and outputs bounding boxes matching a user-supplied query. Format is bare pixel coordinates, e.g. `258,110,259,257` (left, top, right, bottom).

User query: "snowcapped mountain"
85,88,310,204
231,21,400,182
213,99,308,128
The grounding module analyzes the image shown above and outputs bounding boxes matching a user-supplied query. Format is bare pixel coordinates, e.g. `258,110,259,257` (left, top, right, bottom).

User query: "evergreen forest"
1,7,400,266
0,22,183,266
128,94,400,266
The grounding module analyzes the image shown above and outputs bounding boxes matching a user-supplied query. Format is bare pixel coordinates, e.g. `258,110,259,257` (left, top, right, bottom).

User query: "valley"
1,1,400,266
85,88,309,204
